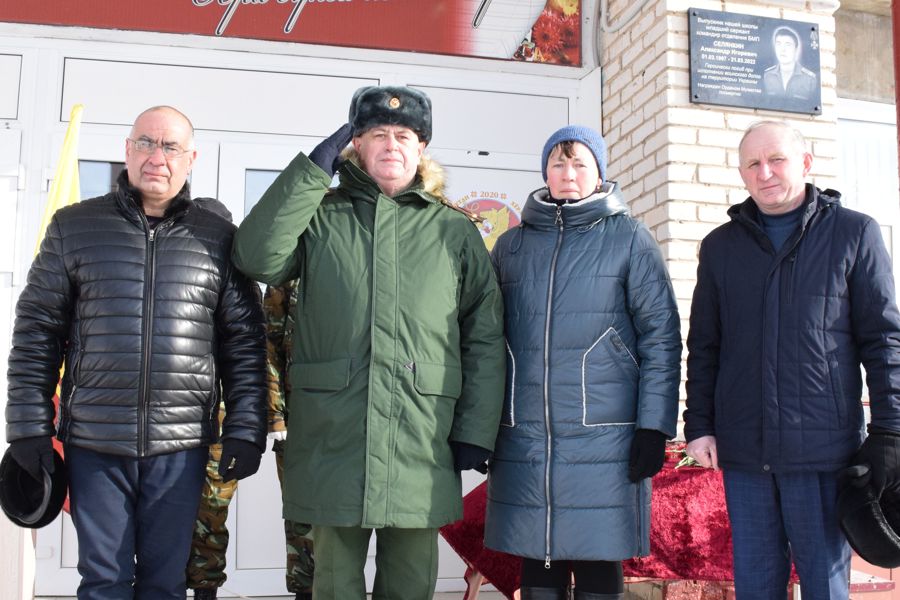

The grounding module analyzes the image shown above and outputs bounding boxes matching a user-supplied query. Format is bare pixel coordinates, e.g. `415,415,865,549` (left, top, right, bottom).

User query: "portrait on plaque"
763,26,818,101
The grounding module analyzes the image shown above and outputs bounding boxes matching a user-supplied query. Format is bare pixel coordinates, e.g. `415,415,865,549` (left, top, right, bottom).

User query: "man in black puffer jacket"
5,106,267,599
685,120,900,600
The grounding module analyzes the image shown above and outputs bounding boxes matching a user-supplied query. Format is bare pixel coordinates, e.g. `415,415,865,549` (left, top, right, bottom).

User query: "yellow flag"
36,105,84,502
35,103,84,256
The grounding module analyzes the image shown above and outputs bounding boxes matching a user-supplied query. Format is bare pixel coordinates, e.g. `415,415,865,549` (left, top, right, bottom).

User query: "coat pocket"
292,358,352,391
413,361,462,399
827,353,848,427
501,342,516,427
582,327,639,426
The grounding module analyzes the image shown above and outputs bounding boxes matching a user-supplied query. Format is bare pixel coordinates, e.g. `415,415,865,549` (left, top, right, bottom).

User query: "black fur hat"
838,465,900,568
349,86,432,145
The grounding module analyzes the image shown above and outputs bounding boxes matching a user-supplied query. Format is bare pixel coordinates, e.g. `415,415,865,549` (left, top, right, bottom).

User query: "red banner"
0,0,581,66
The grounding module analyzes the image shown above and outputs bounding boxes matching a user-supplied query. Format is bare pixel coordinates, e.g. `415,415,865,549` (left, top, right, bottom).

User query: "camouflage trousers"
186,442,314,593
274,439,315,593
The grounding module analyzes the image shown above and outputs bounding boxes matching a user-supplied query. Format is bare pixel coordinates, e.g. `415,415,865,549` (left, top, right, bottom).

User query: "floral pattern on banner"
514,0,581,66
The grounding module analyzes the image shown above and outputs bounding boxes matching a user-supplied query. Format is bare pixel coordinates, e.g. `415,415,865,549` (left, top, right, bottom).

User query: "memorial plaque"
689,7,821,115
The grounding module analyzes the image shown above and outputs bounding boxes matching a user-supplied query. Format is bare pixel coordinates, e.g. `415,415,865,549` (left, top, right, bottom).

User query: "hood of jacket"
727,183,842,243
521,182,628,229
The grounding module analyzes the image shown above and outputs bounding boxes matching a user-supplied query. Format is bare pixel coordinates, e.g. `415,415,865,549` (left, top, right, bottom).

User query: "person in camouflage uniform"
186,426,237,599
266,279,315,599
180,197,259,600
186,281,313,600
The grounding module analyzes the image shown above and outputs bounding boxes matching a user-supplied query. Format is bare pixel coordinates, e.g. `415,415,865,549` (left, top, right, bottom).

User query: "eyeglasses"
127,138,192,158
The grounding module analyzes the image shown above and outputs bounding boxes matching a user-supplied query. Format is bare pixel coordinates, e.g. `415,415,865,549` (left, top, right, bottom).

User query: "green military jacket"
233,151,505,528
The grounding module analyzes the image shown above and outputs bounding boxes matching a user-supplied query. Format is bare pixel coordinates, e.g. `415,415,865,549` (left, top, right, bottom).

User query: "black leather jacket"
6,171,267,457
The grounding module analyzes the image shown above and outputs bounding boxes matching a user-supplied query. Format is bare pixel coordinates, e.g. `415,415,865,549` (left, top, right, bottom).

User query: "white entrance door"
836,99,899,417
214,140,308,597
0,128,30,600
836,99,900,277
0,128,21,390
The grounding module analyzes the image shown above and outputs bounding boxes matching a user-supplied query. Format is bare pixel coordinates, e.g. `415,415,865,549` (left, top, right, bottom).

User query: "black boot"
573,592,624,600
193,589,217,600
521,586,571,600
294,592,312,600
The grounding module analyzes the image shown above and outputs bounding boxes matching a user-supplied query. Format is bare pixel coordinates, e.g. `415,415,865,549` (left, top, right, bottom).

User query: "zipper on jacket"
68,348,85,404
784,253,797,304
63,348,85,441
138,219,171,456
759,210,810,464
542,204,565,565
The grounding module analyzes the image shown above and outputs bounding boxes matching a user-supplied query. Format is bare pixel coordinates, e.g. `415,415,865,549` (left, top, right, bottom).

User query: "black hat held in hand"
837,464,900,568
0,446,67,529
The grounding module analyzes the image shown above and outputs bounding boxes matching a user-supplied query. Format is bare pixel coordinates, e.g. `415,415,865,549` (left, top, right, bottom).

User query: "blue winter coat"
684,185,900,473
484,184,682,562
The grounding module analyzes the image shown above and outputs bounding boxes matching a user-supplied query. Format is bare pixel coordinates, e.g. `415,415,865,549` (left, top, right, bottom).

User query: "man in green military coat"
232,86,505,600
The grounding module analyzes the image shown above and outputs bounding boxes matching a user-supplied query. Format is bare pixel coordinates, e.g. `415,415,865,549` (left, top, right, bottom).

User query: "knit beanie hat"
541,125,608,182
349,86,433,145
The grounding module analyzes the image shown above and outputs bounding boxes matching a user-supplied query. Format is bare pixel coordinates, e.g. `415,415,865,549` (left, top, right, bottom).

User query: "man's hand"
628,429,668,482
450,441,491,474
308,123,353,177
853,431,900,495
8,436,55,481
217,439,263,482
267,417,287,442
685,435,719,470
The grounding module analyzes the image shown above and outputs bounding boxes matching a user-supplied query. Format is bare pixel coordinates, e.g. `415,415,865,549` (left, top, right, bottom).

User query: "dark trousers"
66,445,207,600
521,557,623,594
723,469,851,600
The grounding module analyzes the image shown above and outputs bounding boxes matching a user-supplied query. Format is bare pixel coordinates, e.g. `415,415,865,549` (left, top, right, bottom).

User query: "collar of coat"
335,149,484,221
520,181,629,229
338,148,449,204
728,184,842,234
115,169,194,223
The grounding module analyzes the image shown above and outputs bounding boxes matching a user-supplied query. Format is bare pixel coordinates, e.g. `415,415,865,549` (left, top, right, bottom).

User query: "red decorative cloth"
440,447,797,599
623,451,733,580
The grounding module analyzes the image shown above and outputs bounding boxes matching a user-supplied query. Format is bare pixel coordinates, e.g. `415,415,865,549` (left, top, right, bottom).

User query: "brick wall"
600,0,840,435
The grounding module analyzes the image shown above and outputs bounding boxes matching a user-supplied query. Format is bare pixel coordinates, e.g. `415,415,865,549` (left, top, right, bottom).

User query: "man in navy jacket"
684,120,900,600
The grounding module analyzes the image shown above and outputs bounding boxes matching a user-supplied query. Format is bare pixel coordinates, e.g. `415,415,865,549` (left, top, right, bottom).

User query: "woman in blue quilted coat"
484,126,682,600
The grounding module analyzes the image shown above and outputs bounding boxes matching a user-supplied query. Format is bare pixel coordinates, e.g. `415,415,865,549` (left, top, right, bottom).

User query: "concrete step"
849,568,895,600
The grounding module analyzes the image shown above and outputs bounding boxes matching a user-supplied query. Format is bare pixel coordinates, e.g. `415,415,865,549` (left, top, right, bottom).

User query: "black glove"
450,441,491,474
308,123,353,177
852,430,900,495
838,464,871,489
8,436,55,481
217,439,263,483
628,429,668,483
